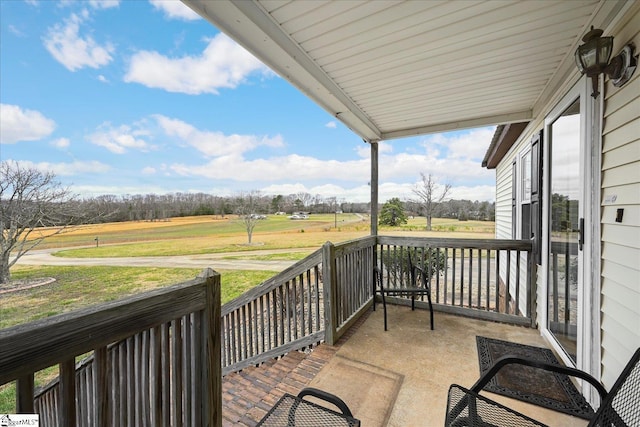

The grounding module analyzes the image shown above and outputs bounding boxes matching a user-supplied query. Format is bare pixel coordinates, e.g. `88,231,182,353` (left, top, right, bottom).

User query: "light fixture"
574,27,638,98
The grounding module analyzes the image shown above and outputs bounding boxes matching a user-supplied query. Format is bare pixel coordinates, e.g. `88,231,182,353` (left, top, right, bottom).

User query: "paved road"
16,247,309,272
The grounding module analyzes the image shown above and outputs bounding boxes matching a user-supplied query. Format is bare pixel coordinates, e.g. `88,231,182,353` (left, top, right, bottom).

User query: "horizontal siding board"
601,118,640,154
601,141,640,169
601,160,640,187
601,332,640,389
602,183,640,205
601,279,640,316
602,97,640,134
601,242,640,271
602,205,640,227
601,223,640,248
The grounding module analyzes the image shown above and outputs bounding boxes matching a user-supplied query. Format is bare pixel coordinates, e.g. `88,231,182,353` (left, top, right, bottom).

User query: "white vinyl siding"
599,5,640,390
495,162,513,239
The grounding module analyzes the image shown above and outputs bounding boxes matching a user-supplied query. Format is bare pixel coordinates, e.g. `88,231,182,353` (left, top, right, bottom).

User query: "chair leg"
411,296,415,311
426,287,434,330
382,292,388,331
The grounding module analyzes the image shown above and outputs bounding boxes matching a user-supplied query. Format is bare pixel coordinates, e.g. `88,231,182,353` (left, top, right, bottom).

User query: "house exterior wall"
599,5,640,389
493,2,639,390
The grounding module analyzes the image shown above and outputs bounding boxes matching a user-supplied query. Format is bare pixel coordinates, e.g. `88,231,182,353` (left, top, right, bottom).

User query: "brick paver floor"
221,310,369,426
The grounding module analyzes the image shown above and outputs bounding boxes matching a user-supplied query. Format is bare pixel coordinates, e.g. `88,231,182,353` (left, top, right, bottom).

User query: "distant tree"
0,161,107,283
271,194,284,213
379,198,408,226
412,173,452,231
234,190,264,244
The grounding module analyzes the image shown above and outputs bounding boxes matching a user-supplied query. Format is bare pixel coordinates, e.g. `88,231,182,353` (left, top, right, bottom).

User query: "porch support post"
322,241,338,345
370,141,379,236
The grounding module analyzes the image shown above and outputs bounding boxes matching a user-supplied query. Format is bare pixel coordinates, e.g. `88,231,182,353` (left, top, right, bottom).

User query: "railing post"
16,374,34,413
322,242,338,345
59,358,76,427
199,267,221,427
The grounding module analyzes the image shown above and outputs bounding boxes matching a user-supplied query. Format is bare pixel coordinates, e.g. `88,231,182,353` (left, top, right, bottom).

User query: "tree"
0,161,104,283
412,173,452,231
234,190,265,244
379,198,408,226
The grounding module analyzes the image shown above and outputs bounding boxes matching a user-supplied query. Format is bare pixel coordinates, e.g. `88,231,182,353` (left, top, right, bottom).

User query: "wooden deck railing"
376,236,536,326
221,249,325,375
0,268,221,427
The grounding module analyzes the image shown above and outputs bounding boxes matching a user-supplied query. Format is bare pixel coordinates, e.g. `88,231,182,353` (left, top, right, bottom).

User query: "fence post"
322,242,337,345
200,267,221,427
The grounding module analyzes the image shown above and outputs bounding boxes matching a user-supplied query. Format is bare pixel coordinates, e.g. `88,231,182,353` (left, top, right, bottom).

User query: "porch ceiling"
183,0,628,142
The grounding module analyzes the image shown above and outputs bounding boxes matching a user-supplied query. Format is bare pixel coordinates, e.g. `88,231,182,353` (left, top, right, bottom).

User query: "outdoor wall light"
574,27,637,98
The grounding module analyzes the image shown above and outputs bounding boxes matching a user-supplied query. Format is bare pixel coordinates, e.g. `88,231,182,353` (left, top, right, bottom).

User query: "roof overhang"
182,0,629,143
482,122,529,169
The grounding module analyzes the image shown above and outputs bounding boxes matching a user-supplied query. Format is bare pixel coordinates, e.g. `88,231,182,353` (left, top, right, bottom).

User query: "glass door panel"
547,98,581,363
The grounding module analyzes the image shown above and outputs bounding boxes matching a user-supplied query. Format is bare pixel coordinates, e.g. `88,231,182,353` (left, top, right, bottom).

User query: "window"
513,148,532,239
512,133,542,248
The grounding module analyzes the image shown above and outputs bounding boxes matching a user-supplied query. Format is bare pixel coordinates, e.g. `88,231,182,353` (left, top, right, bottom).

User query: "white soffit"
183,0,629,142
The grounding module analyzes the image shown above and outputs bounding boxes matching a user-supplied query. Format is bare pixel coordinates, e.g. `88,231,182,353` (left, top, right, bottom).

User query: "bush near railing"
380,246,447,285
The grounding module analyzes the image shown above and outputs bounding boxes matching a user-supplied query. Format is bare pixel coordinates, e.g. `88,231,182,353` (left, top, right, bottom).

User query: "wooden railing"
0,268,221,427
323,237,376,345
376,236,536,326
221,249,325,375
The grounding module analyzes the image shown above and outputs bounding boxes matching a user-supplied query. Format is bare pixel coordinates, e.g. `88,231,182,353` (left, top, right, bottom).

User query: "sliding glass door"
547,96,581,363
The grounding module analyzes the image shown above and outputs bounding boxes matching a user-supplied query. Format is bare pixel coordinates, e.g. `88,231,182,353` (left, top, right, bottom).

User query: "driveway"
16,248,306,272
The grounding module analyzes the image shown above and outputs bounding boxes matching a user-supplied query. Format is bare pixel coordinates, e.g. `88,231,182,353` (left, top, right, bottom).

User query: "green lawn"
0,213,495,412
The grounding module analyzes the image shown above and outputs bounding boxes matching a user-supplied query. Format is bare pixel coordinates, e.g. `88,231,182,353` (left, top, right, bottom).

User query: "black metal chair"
445,347,640,427
372,253,434,331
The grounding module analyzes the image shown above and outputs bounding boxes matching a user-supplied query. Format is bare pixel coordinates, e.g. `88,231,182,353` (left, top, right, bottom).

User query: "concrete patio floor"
307,305,588,426
222,305,591,426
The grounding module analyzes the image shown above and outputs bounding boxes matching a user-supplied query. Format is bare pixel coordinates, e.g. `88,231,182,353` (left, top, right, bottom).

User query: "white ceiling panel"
183,0,629,141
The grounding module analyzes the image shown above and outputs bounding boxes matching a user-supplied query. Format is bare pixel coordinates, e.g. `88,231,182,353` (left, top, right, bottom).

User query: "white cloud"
420,127,495,161
51,137,71,149
124,33,269,94
448,184,496,202
88,122,154,154
355,140,393,158
0,104,56,144
155,115,283,157
89,0,120,9
97,74,108,83
142,166,156,174
325,121,337,129
8,25,25,36
169,154,369,182
149,0,200,21
44,12,114,71
14,159,110,177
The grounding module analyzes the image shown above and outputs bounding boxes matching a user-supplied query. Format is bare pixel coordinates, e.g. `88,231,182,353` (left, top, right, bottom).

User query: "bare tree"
412,172,452,231
0,161,106,283
234,190,265,244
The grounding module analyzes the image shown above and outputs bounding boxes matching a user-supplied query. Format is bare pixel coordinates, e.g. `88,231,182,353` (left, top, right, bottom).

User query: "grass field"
0,213,494,412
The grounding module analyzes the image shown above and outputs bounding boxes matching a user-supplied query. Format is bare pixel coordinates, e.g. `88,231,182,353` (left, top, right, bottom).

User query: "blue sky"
0,0,496,203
